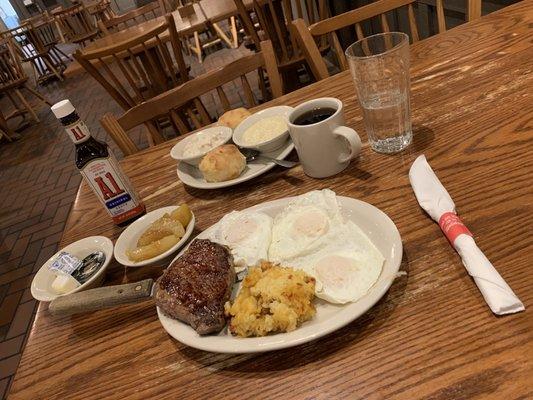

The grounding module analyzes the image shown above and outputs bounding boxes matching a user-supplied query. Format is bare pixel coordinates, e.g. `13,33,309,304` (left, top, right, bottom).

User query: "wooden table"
199,0,254,48
9,2,532,399
82,5,207,61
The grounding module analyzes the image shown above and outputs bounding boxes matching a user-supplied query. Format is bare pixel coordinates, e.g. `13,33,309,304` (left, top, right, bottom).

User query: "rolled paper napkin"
409,155,524,315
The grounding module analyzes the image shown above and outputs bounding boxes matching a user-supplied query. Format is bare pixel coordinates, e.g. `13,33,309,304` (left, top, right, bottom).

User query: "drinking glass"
345,32,412,153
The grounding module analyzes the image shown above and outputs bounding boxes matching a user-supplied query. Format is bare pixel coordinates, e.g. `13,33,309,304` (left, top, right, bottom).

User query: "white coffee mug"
287,98,361,178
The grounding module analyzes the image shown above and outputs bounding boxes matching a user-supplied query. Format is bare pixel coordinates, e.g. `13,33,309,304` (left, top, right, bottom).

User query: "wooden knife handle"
49,279,154,316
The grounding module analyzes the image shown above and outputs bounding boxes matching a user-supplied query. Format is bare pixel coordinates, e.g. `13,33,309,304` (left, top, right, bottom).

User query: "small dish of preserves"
170,127,232,166
114,204,195,267
233,106,293,152
31,236,113,302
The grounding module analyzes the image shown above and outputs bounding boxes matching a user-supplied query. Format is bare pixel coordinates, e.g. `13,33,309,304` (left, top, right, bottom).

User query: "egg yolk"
225,218,257,244
292,210,329,237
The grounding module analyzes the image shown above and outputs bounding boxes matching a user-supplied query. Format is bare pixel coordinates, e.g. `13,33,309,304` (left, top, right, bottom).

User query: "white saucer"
31,236,113,302
177,140,295,189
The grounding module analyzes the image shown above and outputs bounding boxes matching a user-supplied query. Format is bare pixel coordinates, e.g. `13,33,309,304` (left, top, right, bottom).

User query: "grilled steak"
155,239,235,335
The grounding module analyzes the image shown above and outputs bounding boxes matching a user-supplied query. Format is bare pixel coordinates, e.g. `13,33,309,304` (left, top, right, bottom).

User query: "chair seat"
71,30,99,44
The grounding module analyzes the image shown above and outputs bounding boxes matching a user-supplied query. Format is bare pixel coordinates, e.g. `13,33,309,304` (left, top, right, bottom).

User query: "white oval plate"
31,236,113,302
114,206,195,267
177,140,295,189
157,196,402,353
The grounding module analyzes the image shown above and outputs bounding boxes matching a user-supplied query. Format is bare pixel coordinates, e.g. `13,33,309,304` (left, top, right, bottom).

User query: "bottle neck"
65,119,92,144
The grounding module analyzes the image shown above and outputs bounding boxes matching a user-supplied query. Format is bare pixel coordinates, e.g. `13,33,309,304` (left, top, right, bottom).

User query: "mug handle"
333,126,361,163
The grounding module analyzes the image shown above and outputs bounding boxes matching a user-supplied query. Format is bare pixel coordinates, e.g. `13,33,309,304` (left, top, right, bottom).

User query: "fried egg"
282,221,384,304
268,189,343,261
206,211,272,272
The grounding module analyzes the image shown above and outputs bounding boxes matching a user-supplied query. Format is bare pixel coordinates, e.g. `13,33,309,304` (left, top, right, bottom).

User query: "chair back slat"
435,0,446,33
468,0,482,21
100,40,282,155
354,22,364,40
75,15,189,111
216,86,232,112
380,13,390,33
240,75,255,108
407,3,420,41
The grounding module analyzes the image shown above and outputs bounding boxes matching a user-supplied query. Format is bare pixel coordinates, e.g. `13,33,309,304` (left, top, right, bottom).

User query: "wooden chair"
54,4,99,47
0,39,52,124
0,24,65,84
28,17,72,68
98,3,162,35
235,0,329,90
87,0,116,23
74,14,189,112
291,0,449,80
101,40,282,155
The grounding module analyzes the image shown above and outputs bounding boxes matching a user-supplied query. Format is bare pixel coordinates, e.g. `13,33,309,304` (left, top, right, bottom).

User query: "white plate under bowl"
157,196,402,353
31,236,113,302
233,106,293,153
177,140,295,190
114,206,195,267
170,126,232,166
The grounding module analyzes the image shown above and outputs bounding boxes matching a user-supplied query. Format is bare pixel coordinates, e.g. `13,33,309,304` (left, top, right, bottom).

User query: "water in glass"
360,89,412,153
346,32,413,153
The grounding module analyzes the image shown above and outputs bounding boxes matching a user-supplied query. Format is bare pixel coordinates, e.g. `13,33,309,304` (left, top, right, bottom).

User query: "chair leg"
48,48,67,71
24,84,52,107
0,128,13,142
52,45,73,62
230,17,238,48
42,56,63,81
14,89,39,123
193,32,202,64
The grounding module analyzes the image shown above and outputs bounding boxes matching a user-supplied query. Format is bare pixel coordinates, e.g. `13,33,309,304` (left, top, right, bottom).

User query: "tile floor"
0,41,257,399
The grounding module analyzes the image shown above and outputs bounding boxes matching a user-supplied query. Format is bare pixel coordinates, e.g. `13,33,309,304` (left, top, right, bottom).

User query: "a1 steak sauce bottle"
51,99,145,227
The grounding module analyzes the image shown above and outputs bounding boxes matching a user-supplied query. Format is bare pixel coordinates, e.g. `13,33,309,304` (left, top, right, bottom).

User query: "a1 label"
65,120,91,144
81,155,144,223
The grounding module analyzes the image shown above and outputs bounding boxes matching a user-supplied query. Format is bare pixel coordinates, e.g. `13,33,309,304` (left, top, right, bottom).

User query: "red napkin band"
439,212,472,244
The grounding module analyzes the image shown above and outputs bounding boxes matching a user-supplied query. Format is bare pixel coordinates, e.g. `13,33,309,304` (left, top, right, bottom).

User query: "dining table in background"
83,5,208,53
8,1,532,398
199,0,254,48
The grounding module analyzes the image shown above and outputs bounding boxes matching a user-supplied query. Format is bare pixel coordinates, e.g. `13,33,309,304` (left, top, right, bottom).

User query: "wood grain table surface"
199,0,254,22
9,2,532,399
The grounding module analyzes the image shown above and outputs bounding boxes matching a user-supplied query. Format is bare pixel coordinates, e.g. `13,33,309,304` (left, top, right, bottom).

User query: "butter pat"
51,274,80,294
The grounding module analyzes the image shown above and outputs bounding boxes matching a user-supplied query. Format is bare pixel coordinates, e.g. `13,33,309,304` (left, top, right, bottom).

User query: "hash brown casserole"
225,262,316,337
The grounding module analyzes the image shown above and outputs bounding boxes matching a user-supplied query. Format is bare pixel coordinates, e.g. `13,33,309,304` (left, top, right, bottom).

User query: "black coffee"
293,107,336,126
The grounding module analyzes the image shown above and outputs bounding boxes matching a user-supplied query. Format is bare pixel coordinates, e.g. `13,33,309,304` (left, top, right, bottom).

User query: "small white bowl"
170,126,232,166
114,206,195,268
233,106,293,153
31,236,113,302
